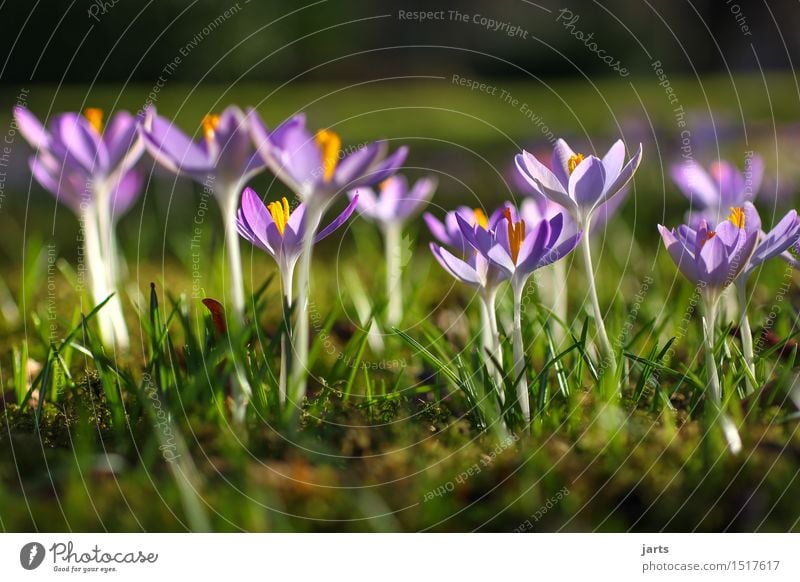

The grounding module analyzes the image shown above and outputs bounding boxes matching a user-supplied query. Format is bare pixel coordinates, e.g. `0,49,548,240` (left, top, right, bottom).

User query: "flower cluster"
661,159,800,452
15,98,799,453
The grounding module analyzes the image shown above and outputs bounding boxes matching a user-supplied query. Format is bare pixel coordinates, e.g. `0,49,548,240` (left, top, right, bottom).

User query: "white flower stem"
384,222,404,326
223,188,246,324
221,186,250,426
736,281,756,395
579,226,617,378
85,184,129,350
512,281,530,423
278,267,294,407
290,200,323,412
702,294,743,454
479,286,504,405
702,296,722,403
540,261,568,348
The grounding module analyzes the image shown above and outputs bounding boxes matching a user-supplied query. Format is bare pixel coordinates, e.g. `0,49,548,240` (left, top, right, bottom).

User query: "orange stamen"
315,129,341,182
84,108,104,134
567,153,585,175
503,208,525,264
202,114,220,142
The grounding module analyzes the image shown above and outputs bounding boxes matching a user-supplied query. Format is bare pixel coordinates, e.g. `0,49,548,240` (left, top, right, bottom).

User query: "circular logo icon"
19,542,46,570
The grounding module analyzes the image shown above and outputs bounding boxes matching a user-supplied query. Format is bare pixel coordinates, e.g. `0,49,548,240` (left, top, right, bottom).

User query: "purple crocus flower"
351,174,436,225
429,243,507,293
459,207,582,290
14,106,144,349
730,204,800,394
238,187,358,405
508,155,627,237
237,187,359,306
658,208,758,294
350,174,437,325
425,206,500,253
141,106,265,187
15,106,144,217
248,111,408,407
250,113,408,206
459,205,582,422
430,218,508,406
515,138,642,224
739,207,800,282
140,105,267,423
514,138,642,377
658,206,759,454
671,156,764,226
140,105,267,321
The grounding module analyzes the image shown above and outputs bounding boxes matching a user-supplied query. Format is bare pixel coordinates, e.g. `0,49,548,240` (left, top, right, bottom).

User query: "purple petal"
486,243,516,276
516,151,575,212
659,225,700,284
747,210,800,274
333,142,383,187
316,195,359,242
569,155,606,209
215,106,263,180
140,110,213,176
699,235,729,287
601,140,626,188
551,139,577,189
109,168,144,219
671,161,718,209
53,113,109,174
350,186,379,219
515,219,550,274
424,212,451,246
538,231,583,268
14,107,49,149
743,155,764,200
603,143,642,201
344,145,409,190
431,243,481,286
104,111,142,170
394,175,436,220
712,161,745,208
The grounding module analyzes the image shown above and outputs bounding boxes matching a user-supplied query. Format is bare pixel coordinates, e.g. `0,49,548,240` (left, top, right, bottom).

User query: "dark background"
0,0,797,84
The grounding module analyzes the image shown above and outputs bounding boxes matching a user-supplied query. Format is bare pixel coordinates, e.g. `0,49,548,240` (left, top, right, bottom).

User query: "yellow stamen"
473,208,488,230
503,208,525,265
728,206,746,229
315,129,341,182
268,197,291,237
567,153,585,175
202,114,220,142
84,108,104,134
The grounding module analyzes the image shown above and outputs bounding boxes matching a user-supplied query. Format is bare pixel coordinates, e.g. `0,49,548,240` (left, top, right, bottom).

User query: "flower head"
458,203,582,286
739,206,800,281
658,204,759,293
424,206,499,253
429,205,507,292
237,187,359,290
140,105,265,190
429,243,507,292
250,112,408,204
515,138,642,224
671,156,764,226
350,174,436,226
14,106,144,217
